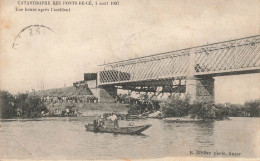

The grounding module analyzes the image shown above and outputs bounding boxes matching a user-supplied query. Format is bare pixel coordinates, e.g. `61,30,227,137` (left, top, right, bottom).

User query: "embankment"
45,102,129,116
31,86,92,96
31,86,128,116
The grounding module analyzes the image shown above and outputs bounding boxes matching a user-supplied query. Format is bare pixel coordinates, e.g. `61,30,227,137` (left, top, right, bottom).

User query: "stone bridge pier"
185,76,215,104
96,86,117,103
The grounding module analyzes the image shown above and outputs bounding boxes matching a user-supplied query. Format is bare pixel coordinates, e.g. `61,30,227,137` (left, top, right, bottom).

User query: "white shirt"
110,115,117,121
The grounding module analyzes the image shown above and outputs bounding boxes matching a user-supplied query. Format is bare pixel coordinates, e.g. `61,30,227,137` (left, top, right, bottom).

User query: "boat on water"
85,123,152,134
163,117,212,122
128,114,147,119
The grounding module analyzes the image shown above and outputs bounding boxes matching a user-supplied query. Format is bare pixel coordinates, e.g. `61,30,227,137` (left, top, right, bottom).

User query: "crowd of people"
41,96,84,103
40,95,98,103
73,80,88,90
50,108,81,117
115,94,161,115
127,100,161,116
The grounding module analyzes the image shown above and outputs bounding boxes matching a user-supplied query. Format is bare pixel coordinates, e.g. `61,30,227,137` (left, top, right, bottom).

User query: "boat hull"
85,124,151,134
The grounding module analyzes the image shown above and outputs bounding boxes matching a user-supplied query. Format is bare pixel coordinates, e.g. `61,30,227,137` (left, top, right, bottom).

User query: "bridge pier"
97,86,117,103
186,76,215,104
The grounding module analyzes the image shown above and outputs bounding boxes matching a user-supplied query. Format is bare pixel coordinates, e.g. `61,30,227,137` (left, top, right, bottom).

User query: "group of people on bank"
40,95,98,103
49,108,80,117
73,80,88,90
41,96,83,103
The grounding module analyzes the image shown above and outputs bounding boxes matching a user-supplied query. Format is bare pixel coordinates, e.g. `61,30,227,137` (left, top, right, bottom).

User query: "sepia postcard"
0,0,259,160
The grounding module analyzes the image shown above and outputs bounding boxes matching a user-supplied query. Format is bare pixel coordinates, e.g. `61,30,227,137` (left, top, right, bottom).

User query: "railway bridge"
90,35,260,103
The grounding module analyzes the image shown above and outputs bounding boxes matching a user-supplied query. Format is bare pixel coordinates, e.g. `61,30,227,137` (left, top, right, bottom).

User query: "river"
0,117,259,160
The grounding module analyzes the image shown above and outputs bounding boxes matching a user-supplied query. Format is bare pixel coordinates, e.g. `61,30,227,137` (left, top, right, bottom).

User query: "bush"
0,91,16,118
22,96,46,118
215,102,260,117
162,96,230,120
161,95,191,117
245,100,260,117
127,104,141,115
215,105,229,120
15,93,29,115
189,102,216,120
227,104,245,117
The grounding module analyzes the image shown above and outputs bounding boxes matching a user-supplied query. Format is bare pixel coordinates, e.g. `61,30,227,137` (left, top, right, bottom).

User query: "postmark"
12,24,53,50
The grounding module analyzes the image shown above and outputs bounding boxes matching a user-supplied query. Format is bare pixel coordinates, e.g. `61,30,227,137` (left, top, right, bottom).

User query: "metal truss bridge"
97,35,260,93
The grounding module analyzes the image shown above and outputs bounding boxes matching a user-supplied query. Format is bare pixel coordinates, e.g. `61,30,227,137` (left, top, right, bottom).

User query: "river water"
0,117,259,160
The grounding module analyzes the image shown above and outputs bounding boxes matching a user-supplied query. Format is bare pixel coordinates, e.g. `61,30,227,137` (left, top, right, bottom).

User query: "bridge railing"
98,35,260,86
98,49,191,85
193,35,260,76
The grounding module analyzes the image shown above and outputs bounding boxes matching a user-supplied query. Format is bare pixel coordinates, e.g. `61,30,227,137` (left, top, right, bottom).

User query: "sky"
0,0,259,104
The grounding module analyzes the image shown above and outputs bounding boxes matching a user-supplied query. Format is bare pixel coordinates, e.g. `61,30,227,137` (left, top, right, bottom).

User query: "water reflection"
194,121,215,148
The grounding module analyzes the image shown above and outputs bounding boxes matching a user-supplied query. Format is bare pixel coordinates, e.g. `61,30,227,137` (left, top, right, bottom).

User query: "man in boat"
110,113,119,128
93,118,99,132
98,115,105,127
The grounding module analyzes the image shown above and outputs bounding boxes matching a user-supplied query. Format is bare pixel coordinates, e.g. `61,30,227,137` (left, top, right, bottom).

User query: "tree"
14,93,46,118
15,93,29,116
0,91,16,118
189,102,218,120
161,95,191,117
24,96,46,117
245,100,260,117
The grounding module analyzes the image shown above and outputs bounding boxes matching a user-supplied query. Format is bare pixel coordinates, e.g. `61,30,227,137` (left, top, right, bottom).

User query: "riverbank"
45,102,129,116
1,89,259,119
1,89,129,119
29,86,92,97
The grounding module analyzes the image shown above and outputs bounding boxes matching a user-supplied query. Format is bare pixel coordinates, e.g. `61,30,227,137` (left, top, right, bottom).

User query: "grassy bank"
30,86,92,97
45,102,129,116
0,90,128,118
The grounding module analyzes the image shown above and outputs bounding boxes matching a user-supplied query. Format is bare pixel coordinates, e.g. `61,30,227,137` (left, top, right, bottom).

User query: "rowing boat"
85,123,151,134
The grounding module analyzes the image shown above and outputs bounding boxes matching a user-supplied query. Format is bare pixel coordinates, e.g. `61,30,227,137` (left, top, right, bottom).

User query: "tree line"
0,91,47,118
160,95,260,119
128,94,260,120
1,90,259,119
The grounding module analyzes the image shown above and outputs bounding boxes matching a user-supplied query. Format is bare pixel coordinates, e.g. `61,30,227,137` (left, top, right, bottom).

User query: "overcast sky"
0,0,259,104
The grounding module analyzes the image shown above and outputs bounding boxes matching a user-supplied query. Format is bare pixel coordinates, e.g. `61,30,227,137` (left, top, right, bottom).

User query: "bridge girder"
98,35,260,86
